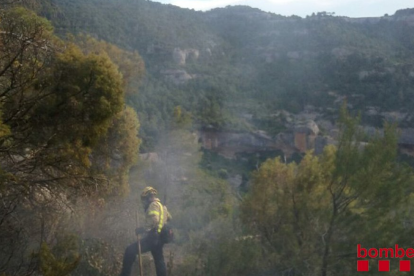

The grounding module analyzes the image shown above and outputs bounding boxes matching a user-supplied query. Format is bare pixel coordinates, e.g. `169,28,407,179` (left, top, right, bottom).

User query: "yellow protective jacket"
145,198,172,233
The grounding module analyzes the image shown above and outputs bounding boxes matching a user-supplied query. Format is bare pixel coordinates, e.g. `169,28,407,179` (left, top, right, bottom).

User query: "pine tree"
241,106,414,275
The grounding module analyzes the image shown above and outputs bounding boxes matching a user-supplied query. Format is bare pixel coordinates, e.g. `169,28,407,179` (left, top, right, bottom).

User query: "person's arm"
165,206,172,222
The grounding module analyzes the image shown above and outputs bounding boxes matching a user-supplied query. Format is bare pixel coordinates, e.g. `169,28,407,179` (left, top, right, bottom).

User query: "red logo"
357,244,413,272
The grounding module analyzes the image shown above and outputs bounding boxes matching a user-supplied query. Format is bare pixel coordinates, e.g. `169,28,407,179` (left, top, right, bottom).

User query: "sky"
154,0,413,18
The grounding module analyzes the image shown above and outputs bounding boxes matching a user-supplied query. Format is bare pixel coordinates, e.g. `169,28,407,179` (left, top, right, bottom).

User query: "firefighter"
120,187,172,276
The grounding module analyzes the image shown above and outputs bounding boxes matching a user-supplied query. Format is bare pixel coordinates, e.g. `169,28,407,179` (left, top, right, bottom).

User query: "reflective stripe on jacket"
145,198,172,233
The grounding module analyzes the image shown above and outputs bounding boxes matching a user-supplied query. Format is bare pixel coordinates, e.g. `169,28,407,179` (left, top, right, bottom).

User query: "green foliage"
4,2,414,276
200,148,287,181
74,34,145,95
36,236,80,276
172,105,192,129
1,6,54,35
91,106,141,196
175,218,266,276
71,238,122,276
0,110,10,139
241,108,414,275
0,6,141,193
0,7,142,276
34,43,125,166
29,0,414,148
217,168,228,179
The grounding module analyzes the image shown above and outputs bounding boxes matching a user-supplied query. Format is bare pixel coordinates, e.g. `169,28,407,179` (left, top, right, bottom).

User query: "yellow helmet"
141,186,157,200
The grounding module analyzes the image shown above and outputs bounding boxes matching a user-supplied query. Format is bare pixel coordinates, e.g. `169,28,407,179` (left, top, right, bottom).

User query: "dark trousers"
120,233,166,276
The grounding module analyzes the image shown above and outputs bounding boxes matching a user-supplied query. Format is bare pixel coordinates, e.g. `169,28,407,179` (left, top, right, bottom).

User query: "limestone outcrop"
172,48,200,65
161,69,195,84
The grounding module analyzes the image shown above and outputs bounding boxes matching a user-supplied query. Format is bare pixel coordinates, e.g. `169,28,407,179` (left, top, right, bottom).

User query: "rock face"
399,128,414,146
198,130,278,158
381,111,407,123
198,104,414,160
343,17,382,24
172,48,200,65
139,152,159,163
161,69,195,84
172,48,187,65
341,9,414,26
198,124,414,161
358,70,390,80
198,120,322,158
331,47,353,59
394,9,414,25
228,174,242,188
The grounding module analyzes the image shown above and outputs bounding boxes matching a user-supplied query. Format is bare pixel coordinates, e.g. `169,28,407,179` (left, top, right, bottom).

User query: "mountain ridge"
26,0,414,151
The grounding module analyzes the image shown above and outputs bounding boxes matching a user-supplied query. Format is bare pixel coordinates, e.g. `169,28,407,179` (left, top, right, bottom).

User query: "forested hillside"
2,1,414,275
23,0,414,151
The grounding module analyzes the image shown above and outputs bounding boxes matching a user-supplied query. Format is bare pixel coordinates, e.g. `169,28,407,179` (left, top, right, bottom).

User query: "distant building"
293,120,319,153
